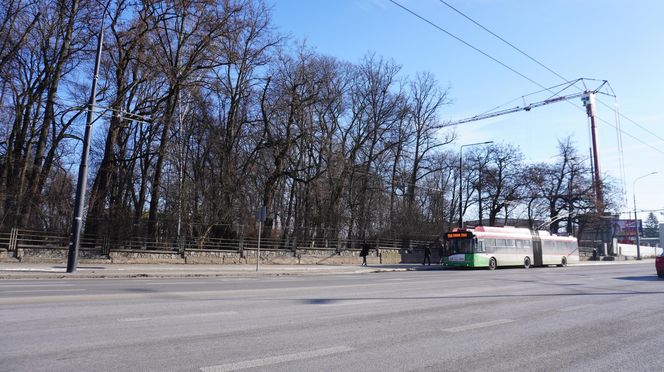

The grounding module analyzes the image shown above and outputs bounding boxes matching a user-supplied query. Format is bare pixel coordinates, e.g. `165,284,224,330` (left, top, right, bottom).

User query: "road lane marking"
0,283,74,288
317,299,385,307
199,346,353,372
443,319,514,333
559,304,594,312
141,281,218,285
118,311,237,322
2,289,86,294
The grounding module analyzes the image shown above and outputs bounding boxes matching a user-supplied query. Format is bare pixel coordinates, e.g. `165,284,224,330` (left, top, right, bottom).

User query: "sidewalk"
0,263,442,279
0,259,654,279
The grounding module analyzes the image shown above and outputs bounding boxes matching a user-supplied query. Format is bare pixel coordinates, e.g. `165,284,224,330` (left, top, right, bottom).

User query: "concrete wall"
616,243,663,258
183,248,401,265
2,245,438,265
10,247,104,263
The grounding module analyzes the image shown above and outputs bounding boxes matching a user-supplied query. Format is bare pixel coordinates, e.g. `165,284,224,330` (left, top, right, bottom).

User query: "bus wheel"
488,257,497,270
558,257,567,267
523,257,531,269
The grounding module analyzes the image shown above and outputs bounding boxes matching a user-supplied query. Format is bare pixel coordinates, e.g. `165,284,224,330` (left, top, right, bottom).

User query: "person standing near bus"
360,242,370,266
423,245,431,265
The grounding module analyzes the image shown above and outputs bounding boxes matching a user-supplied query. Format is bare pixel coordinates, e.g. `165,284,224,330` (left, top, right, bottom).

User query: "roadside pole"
257,207,266,271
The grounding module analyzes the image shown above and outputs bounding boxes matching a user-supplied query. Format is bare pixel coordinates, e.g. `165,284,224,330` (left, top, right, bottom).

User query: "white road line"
0,268,65,272
2,289,86,294
443,319,514,333
118,311,237,322
0,283,74,288
200,346,354,372
141,281,217,285
559,304,594,312
318,299,385,307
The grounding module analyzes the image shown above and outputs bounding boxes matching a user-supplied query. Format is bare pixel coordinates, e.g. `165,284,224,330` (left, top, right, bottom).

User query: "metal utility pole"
66,12,106,273
256,207,266,271
582,92,604,212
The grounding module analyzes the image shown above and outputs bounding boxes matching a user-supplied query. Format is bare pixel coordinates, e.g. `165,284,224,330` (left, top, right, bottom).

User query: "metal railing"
0,228,437,257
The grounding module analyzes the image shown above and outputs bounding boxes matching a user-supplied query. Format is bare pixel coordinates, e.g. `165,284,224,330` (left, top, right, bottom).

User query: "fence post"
238,225,244,257
102,235,109,256
178,237,185,257
9,228,18,252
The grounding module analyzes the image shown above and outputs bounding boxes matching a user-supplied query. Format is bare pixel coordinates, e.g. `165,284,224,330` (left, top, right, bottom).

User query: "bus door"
531,231,543,266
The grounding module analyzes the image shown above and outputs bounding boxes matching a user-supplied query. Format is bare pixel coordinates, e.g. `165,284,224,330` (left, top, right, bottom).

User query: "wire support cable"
437,0,569,83
388,0,546,90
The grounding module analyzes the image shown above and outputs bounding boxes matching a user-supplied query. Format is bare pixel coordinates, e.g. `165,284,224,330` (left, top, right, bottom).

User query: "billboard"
612,219,642,237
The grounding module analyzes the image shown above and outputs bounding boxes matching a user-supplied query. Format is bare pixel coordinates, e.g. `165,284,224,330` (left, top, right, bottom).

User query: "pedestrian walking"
360,242,371,266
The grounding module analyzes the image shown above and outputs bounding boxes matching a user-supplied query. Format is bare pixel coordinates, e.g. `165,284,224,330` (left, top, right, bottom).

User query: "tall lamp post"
66,4,108,273
459,141,493,228
633,171,657,260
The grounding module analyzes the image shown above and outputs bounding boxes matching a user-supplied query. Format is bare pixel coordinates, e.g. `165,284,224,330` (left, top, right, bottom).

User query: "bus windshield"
448,238,474,254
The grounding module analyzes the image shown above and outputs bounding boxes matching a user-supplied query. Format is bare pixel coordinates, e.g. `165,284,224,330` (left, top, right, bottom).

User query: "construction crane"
446,78,613,212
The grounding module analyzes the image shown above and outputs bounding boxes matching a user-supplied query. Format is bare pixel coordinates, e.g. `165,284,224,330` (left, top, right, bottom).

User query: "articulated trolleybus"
442,226,579,270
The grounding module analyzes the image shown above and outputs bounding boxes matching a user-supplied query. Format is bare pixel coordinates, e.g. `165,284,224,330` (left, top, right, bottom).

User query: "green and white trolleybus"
442,226,579,270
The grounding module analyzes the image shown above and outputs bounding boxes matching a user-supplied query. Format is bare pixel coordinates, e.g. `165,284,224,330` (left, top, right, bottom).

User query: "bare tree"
482,143,524,226
1,0,92,229
145,0,242,238
404,72,453,212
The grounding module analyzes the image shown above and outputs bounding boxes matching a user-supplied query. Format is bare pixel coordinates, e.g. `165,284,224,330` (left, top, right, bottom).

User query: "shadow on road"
613,275,661,282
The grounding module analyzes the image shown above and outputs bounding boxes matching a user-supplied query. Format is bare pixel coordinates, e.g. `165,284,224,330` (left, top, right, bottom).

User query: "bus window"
496,239,506,247
475,240,486,253
506,239,515,247
448,238,474,254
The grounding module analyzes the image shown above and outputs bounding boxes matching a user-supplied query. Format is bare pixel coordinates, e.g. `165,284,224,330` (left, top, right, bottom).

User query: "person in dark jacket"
360,242,371,266
423,244,431,265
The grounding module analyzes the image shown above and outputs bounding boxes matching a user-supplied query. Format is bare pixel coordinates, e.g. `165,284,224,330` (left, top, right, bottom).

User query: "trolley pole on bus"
458,141,493,228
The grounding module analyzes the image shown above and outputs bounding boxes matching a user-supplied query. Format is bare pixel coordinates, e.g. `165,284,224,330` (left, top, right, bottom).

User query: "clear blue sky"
269,0,664,222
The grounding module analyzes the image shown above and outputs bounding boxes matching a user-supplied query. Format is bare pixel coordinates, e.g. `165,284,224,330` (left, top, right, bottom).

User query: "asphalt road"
1,263,663,371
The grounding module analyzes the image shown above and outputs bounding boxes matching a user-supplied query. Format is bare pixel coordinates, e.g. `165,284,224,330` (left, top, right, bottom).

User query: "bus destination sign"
445,232,471,239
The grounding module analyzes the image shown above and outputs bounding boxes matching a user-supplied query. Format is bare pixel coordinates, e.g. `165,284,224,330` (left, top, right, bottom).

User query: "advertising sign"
612,219,642,237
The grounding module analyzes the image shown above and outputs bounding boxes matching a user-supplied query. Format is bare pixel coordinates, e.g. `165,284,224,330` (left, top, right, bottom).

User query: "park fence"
0,227,436,263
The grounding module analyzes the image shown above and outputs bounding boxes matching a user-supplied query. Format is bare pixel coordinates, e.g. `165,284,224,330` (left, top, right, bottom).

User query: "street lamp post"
459,141,493,228
633,171,657,260
66,5,108,273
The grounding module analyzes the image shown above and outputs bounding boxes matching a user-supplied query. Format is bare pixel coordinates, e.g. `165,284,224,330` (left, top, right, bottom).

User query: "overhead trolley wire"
435,0,664,145
387,0,664,157
437,0,569,83
387,0,545,90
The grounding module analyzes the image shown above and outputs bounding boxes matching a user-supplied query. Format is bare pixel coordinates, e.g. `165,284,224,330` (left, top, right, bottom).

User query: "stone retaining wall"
1,246,432,265
11,247,103,263
109,250,184,264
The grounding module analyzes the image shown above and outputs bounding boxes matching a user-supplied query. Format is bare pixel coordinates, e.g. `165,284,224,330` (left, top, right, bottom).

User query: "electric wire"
387,0,546,90
595,97,664,143
388,1,664,156
391,0,664,219
437,0,663,141
437,0,569,82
